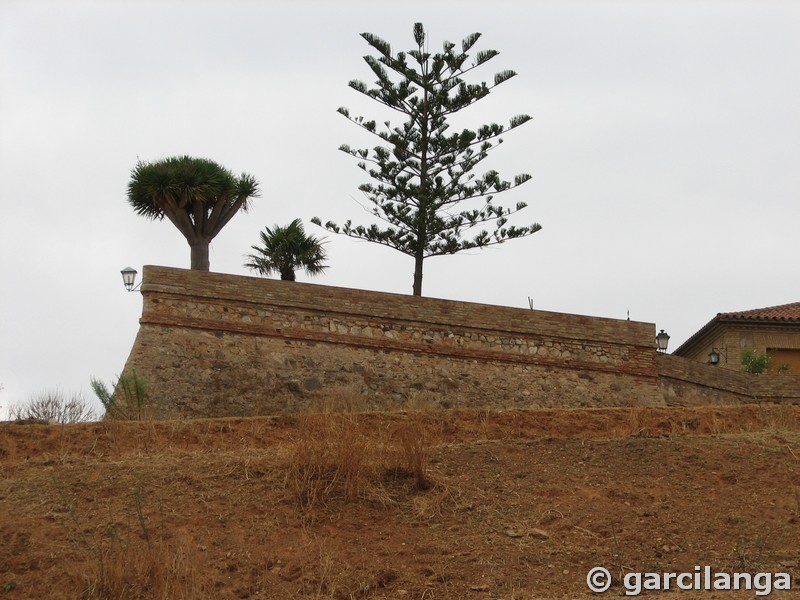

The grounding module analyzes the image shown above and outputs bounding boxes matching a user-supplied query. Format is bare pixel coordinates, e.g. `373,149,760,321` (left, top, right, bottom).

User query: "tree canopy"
245,219,328,281
313,22,541,296
127,155,260,271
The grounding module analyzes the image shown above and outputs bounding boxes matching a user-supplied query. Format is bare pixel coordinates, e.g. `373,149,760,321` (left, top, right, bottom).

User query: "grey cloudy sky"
1,0,798,415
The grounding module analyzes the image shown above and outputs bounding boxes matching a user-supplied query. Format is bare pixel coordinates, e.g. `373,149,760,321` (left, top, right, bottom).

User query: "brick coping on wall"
139,266,656,349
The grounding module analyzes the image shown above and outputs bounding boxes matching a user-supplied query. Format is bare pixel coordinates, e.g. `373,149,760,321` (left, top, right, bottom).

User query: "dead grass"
4,405,800,463
285,413,374,510
401,389,441,411
391,415,432,490
284,411,435,513
77,533,198,600
306,384,369,414
3,405,800,598
757,402,800,432
50,480,200,599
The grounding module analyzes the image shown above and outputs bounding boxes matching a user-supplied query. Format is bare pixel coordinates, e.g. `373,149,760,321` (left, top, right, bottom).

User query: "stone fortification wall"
122,266,665,418
656,354,800,406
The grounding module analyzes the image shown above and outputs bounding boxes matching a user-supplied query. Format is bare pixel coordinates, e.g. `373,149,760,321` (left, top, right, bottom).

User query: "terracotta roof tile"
673,301,800,356
718,302,800,322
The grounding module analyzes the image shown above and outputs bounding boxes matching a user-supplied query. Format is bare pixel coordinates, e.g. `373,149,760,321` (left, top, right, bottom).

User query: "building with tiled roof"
674,302,800,373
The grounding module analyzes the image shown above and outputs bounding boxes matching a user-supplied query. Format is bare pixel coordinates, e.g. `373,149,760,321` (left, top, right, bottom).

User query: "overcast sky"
1,0,798,416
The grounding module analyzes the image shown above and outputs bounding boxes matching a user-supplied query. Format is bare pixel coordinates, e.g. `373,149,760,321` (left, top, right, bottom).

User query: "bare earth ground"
1,405,799,599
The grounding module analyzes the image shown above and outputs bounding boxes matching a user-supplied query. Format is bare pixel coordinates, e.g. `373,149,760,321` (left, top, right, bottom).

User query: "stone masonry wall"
120,267,799,418
656,354,800,406
121,266,665,418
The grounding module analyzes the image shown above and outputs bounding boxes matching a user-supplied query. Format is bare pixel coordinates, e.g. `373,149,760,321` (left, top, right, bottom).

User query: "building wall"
120,266,800,418
767,349,800,374
681,325,800,373
122,266,664,418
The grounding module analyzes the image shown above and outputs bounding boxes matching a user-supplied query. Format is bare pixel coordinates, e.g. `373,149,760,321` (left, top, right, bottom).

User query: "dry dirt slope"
1,405,799,599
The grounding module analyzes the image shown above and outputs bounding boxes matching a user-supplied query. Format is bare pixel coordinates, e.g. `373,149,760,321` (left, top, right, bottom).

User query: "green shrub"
90,370,154,420
741,350,770,375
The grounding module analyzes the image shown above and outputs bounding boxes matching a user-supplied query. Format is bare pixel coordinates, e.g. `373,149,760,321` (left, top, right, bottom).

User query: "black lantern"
120,266,138,292
708,347,727,366
656,329,670,353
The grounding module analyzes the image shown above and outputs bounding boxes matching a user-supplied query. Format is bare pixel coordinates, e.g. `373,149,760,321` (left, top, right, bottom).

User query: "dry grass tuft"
391,415,432,490
402,389,441,410
757,403,800,432
283,410,438,513
306,384,369,414
78,534,198,600
54,483,200,599
408,481,458,520
284,413,374,510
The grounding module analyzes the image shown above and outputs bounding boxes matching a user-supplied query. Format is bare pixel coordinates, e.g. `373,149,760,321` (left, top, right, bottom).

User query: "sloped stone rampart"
122,266,664,417
121,267,799,418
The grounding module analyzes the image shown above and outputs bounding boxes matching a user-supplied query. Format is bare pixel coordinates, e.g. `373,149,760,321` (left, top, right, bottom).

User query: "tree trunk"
413,68,429,297
190,240,210,271
412,253,424,296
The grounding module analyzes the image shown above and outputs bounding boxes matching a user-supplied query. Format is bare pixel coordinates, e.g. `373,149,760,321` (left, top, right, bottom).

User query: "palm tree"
127,156,260,271
245,219,328,281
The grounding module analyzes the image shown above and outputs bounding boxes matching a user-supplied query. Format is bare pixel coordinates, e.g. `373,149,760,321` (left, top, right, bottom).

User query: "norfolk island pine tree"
313,22,541,296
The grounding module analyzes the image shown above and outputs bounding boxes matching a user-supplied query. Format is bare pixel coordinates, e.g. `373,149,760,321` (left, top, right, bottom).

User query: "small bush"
741,350,770,375
91,370,154,420
10,390,97,423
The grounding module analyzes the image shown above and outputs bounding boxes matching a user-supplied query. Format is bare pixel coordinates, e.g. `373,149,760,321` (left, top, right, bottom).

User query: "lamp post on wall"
656,329,670,353
708,347,727,366
120,266,141,292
